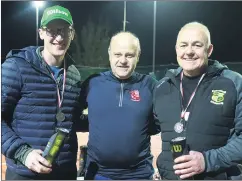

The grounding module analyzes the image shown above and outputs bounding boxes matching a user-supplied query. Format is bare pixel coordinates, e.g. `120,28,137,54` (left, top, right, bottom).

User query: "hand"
24,149,52,174
153,168,161,180
173,151,205,179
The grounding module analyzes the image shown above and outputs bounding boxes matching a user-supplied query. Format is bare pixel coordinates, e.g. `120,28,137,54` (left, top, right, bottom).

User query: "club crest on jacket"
130,90,141,101
210,90,226,105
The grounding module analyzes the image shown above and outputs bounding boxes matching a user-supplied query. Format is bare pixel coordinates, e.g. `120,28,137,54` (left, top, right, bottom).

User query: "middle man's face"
109,38,139,80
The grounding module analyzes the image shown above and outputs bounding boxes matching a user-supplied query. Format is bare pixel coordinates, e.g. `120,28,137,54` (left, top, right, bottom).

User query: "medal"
177,72,206,133
174,122,184,133
46,59,67,123
56,111,65,122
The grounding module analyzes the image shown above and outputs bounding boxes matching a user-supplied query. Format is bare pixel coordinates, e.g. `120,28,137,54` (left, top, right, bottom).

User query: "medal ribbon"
49,60,66,108
180,71,205,119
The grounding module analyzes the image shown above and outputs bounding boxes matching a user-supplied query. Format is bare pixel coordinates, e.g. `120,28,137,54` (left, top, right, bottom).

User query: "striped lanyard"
180,71,205,119
49,60,66,108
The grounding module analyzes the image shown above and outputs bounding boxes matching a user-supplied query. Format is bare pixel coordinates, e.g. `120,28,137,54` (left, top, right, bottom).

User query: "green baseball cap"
40,5,73,27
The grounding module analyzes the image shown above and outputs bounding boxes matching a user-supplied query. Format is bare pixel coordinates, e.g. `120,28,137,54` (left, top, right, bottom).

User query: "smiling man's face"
39,19,74,58
175,27,213,77
109,33,139,80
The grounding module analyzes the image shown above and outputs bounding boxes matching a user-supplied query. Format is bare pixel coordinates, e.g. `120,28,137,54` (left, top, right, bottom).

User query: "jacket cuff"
202,151,208,172
14,144,33,165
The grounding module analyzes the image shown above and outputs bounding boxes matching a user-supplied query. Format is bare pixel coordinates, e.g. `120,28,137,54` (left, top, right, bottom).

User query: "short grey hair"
177,21,211,48
108,31,141,56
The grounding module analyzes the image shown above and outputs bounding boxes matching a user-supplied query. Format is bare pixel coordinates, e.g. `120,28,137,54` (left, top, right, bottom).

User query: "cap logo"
47,9,68,17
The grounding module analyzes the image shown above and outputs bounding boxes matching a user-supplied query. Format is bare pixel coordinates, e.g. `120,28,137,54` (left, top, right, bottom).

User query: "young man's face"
109,36,139,80
39,19,74,58
175,27,213,76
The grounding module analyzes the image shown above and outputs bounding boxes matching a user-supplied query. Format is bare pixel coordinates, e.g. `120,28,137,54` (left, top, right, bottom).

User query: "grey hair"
108,31,141,56
177,21,211,48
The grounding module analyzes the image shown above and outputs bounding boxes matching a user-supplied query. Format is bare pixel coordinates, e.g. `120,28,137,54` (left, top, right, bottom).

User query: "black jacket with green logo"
153,60,242,180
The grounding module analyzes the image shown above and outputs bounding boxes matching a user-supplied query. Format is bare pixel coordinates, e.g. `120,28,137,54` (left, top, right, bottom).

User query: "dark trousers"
6,167,77,180
6,168,32,180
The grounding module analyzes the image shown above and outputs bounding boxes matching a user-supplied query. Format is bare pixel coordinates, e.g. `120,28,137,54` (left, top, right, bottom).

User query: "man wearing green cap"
2,5,87,180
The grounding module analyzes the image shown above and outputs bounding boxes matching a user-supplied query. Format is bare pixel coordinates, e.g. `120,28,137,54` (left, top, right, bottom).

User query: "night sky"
1,1,242,66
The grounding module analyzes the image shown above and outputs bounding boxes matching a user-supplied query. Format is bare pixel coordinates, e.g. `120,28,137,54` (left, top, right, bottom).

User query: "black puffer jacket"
154,60,242,180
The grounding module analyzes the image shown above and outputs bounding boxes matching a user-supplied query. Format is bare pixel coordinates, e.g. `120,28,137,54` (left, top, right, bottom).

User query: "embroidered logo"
130,90,141,101
210,90,226,105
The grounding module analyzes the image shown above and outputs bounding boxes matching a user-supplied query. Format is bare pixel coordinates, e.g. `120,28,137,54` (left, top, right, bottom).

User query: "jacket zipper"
119,83,124,107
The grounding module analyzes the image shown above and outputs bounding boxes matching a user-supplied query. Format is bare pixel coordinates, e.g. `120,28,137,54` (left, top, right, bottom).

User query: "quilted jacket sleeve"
204,70,242,172
1,58,29,159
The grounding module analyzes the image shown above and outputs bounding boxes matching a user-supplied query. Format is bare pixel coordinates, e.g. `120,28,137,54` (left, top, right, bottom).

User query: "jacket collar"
6,46,76,75
165,60,228,83
102,70,144,84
